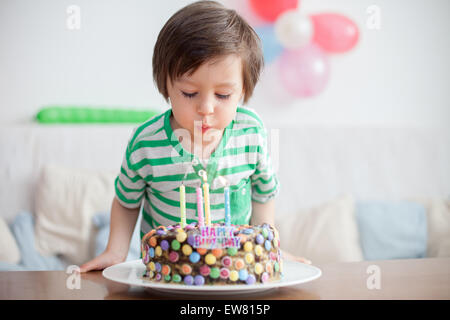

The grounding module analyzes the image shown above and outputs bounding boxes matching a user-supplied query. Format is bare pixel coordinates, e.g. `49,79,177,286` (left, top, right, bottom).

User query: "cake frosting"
141,222,283,285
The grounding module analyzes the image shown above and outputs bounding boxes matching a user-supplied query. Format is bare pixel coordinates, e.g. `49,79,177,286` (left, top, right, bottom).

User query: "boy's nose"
197,96,215,115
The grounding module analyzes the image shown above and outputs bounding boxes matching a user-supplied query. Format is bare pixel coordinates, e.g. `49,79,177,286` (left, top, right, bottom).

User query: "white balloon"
274,10,313,49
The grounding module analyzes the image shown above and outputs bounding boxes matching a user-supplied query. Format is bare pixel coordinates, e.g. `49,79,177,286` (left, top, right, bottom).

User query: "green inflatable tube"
36,106,159,124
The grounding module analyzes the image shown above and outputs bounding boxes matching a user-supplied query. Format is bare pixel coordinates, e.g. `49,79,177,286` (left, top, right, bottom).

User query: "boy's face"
167,54,244,144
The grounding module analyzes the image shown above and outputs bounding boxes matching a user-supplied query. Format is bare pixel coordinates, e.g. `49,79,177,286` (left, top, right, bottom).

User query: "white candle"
203,182,211,227
179,184,186,228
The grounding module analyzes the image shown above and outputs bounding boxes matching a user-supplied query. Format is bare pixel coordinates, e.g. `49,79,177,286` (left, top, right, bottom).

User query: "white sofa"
0,123,449,268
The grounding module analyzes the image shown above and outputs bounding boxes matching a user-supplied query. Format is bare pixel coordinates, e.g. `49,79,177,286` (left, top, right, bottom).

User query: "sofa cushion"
356,200,427,260
11,212,65,270
0,217,21,264
34,165,116,265
276,194,364,264
411,197,450,257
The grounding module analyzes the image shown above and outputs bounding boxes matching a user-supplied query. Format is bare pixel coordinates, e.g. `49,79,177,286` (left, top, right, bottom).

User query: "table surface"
1,258,449,300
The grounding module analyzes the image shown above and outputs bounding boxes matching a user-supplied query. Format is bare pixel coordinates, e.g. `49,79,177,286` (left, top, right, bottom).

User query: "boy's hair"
152,0,264,104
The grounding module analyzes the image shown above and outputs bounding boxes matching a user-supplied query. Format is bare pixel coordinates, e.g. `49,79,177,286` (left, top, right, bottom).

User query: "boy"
81,0,309,272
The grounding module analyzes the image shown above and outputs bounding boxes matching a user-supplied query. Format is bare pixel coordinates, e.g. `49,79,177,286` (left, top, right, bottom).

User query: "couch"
1,123,449,270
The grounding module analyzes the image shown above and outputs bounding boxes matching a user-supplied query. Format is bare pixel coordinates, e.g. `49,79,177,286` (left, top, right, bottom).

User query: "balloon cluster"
248,0,359,98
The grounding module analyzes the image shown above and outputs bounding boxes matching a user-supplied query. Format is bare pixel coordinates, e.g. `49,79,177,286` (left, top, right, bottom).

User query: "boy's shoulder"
234,106,265,130
128,109,169,148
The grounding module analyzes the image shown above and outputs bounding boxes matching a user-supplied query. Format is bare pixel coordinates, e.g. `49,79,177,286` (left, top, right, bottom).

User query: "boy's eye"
181,91,230,100
216,94,230,100
181,91,197,99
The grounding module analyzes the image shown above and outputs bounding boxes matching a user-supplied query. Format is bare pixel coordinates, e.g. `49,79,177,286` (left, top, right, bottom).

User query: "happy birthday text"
193,226,240,249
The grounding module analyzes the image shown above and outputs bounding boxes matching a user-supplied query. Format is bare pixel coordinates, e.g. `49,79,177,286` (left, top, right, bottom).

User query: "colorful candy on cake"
141,172,283,285
141,222,283,285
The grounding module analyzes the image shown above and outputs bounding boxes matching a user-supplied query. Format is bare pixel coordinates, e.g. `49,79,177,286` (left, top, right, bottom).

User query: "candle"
196,187,204,227
203,182,211,227
218,176,231,227
224,186,231,226
179,184,186,228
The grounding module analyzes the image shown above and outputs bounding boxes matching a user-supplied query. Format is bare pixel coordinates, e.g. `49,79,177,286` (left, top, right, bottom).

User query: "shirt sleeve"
250,125,280,203
114,130,148,209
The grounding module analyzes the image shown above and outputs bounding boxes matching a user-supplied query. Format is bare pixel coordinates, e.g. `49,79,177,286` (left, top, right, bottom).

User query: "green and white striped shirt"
115,107,280,239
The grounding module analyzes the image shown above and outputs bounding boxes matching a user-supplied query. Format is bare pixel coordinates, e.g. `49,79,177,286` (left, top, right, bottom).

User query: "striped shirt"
115,107,280,239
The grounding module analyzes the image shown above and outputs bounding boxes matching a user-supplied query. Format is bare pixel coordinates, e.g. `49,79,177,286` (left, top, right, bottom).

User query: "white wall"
0,0,449,221
0,0,449,129
0,0,190,123
242,0,450,129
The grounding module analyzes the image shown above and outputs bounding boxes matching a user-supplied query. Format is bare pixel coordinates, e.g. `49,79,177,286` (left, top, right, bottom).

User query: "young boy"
81,0,309,272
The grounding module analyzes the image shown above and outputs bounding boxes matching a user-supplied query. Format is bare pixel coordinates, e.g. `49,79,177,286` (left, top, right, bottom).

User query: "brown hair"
152,0,263,104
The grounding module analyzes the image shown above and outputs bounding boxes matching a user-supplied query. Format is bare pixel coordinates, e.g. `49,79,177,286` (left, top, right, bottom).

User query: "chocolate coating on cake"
141,222,283,285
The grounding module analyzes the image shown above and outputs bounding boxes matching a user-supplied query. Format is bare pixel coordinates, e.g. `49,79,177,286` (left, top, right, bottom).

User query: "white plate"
102,259,322,296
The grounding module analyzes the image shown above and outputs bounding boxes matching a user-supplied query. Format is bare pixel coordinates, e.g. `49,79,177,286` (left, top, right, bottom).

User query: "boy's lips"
201,124,210,133
194,121,212,134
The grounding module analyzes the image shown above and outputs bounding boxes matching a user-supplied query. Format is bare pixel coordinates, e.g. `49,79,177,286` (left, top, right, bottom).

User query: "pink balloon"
278,44,330,98
311,13,359,53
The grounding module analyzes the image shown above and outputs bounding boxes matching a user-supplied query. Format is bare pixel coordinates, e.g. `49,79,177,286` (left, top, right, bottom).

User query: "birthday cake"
141,222,283,285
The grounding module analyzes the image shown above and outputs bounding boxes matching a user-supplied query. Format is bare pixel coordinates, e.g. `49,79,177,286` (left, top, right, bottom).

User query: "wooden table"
1,258,449,300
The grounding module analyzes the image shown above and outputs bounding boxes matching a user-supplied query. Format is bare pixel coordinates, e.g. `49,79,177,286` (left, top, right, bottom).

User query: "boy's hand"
79,250,127,273
282,250,312,265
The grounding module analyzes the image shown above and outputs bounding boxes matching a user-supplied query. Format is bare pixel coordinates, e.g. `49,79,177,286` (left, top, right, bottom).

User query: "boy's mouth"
201,124,210,133
194,121,212,135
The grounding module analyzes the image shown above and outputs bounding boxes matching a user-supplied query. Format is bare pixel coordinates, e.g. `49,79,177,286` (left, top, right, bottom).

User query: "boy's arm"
106,197,140,256
250,199,275,226
80,197,139,272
